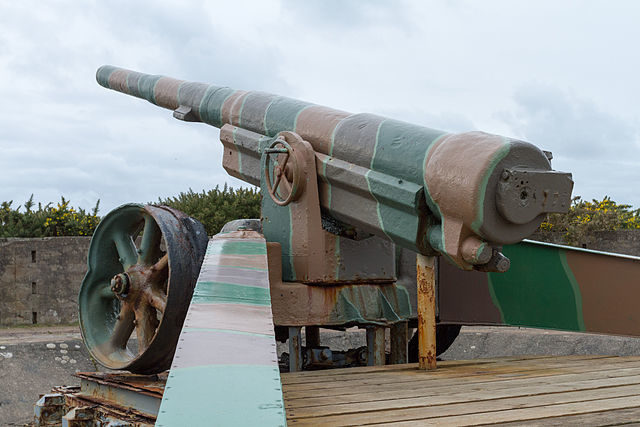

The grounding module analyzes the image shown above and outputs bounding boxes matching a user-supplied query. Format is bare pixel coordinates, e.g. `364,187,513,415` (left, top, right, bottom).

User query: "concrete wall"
0,237,91,326
530,230,640,257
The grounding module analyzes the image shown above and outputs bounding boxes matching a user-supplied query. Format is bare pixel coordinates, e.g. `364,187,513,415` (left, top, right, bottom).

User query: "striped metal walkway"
156,231,286,426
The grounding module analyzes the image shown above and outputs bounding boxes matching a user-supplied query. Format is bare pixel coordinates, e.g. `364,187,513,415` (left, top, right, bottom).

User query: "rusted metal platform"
281,355,640,426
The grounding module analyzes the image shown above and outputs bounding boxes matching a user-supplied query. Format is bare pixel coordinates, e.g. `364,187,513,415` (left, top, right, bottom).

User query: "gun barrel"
97,65,573,270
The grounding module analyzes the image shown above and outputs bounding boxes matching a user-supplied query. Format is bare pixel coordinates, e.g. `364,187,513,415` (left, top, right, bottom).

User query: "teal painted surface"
488,242,585,331
156,365,286,427
192,281,271,305
199,87,235,127
205,240,267,255
263,98,311,137
373,119,445,184
329,284,412,325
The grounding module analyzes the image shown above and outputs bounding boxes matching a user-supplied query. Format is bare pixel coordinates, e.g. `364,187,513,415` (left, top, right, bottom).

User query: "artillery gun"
79,66,575,425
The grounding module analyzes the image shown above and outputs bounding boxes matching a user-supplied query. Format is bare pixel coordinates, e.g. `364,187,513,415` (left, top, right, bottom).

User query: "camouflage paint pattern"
97,66,573,271
156,231,286,426
266,243,411,326
438,240,640,337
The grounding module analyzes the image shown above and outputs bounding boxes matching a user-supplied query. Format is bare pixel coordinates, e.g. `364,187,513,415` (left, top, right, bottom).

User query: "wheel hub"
110,273,130,296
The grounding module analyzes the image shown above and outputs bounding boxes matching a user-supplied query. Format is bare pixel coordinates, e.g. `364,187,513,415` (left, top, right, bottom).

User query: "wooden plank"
282,356,640,394
280,355,612,384
285,371,640,410
284,364,640,403
283,355,640,388
287,385,640,426
493,407,640,426
376,395,640,426
287,377,640,418
283,364,640,402
280,355,592,382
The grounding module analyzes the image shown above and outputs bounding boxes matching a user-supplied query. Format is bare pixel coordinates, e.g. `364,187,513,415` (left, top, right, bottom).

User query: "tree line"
1,190,638,247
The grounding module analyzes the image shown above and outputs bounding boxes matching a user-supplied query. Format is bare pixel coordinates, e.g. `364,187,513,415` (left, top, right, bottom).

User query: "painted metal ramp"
155,231,286,426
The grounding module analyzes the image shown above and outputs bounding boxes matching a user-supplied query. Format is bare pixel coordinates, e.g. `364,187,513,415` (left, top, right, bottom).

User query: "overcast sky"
1,0,638,215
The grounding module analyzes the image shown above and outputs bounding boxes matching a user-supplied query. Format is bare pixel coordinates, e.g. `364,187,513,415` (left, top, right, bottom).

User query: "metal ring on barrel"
78,204,207,374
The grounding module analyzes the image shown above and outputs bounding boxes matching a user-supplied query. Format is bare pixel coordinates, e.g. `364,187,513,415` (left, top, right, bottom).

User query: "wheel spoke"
146,288,167,314
138,214,163,265
272,152,289,194
109,304,135,350
280,175,292,194
135,303,159,353
98,283,115,299
113,233,138,270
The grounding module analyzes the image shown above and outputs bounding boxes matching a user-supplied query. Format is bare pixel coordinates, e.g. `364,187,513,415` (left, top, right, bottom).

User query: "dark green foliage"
0,195,101,237
157,185,261,235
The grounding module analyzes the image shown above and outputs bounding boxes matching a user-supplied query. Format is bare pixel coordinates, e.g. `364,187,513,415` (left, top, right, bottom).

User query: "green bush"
157,185,261,235
0,195,100,238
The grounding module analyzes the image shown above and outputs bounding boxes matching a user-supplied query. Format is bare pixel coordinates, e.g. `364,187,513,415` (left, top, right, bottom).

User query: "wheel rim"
79,204,207,373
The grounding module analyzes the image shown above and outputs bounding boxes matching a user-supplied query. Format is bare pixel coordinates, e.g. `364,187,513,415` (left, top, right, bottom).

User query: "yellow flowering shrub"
538,196,640,246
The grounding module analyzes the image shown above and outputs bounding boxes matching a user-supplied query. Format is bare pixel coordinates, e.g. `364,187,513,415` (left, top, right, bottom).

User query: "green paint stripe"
364,120,392,241
206,240,266,255
471,139,511,233
182,327,274,338
203,264,267,271
196,84,219,123
191,296,271,306
323,116,347,208
96,65,120,90
365,169,392,240
559,250,586,331
195,281,270,298
288,203,295,280
157,365,285,427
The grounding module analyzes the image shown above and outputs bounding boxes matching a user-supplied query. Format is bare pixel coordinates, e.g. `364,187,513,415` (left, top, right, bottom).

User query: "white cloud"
0,0,639,214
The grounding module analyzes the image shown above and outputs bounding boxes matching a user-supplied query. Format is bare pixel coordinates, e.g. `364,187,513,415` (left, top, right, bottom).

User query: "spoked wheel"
79,204,207,374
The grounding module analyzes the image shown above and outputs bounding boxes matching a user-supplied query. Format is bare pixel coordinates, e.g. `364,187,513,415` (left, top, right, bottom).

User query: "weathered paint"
439,240,640,337
97,66,573,272
156,231,286,427
267,243,411,326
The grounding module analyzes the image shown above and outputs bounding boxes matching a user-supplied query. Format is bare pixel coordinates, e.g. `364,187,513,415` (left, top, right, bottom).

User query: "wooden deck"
281,355,640,426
